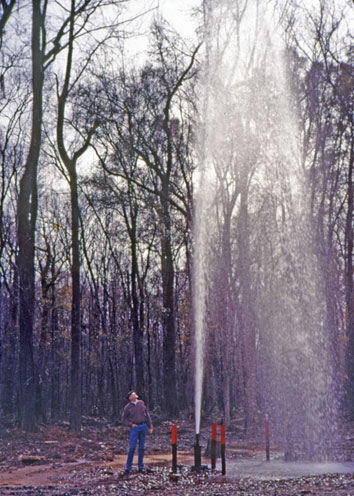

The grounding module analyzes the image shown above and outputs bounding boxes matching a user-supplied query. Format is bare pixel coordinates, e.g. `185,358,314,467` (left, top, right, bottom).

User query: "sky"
124,0,200,59
156,0,200,35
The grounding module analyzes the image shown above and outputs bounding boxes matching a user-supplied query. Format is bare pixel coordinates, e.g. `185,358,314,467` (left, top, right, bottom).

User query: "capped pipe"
172,424,177,474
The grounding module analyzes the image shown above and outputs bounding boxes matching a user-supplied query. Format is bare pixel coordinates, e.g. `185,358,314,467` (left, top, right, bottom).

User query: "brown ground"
1,417,354,495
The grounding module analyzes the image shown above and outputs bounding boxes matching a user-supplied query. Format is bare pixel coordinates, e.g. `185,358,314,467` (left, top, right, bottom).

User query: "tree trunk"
50,261,60,420
17,0,44,431
161,198,178,414
131,231,144,395
346,129,354,412
238,192,257,430
55,0,98,432
2,271,18,415
69,163,82,431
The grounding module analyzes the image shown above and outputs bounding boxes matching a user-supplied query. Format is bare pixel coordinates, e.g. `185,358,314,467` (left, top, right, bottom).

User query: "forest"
0,0,353,441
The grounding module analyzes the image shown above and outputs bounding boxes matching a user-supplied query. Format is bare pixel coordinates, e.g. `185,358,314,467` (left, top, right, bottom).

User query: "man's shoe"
138,468,146,473
123,469,130,476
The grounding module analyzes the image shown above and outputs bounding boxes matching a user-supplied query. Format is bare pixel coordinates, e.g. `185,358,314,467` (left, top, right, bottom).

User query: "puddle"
223,460,354,480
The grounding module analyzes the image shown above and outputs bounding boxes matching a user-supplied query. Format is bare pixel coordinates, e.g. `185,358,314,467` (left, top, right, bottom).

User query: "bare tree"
54,0,128,431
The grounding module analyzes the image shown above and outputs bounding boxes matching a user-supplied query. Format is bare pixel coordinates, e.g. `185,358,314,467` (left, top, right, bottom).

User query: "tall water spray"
193,0,217,436
193,0,338,458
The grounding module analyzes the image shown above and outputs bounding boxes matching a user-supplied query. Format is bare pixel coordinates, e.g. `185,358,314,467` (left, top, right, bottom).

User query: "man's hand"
132,423,137,428
148,428,153,434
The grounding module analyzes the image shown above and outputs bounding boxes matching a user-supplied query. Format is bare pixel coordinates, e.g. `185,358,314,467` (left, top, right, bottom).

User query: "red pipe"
212,422,217,441
220,423,226,445
172,424,177,445
172,424,177,473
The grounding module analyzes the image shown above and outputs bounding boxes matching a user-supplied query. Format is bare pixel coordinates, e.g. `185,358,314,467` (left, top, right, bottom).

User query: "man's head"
127,391,138,402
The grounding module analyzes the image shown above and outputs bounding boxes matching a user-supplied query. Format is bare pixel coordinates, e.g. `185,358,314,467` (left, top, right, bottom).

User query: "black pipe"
220,423,226,475
193,433,201,472
172,443,177,473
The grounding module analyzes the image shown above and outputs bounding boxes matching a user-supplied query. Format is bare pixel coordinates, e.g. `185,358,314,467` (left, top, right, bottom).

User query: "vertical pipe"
265,414,270,461
172,424,177,473
194,433,201,472
211,422,217,470
220,423,226,475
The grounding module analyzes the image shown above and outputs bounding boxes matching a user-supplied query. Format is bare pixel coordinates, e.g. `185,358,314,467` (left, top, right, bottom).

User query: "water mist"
193,0,338,460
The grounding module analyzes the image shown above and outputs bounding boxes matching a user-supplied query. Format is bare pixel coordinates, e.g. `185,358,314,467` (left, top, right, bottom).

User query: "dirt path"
0,451,197,489
0,459,91,488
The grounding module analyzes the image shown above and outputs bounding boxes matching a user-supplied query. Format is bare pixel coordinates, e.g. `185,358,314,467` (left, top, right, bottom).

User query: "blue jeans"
126,423,147,471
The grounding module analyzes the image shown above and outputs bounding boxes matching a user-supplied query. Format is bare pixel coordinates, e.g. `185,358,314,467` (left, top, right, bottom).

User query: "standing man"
121,391,153,475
